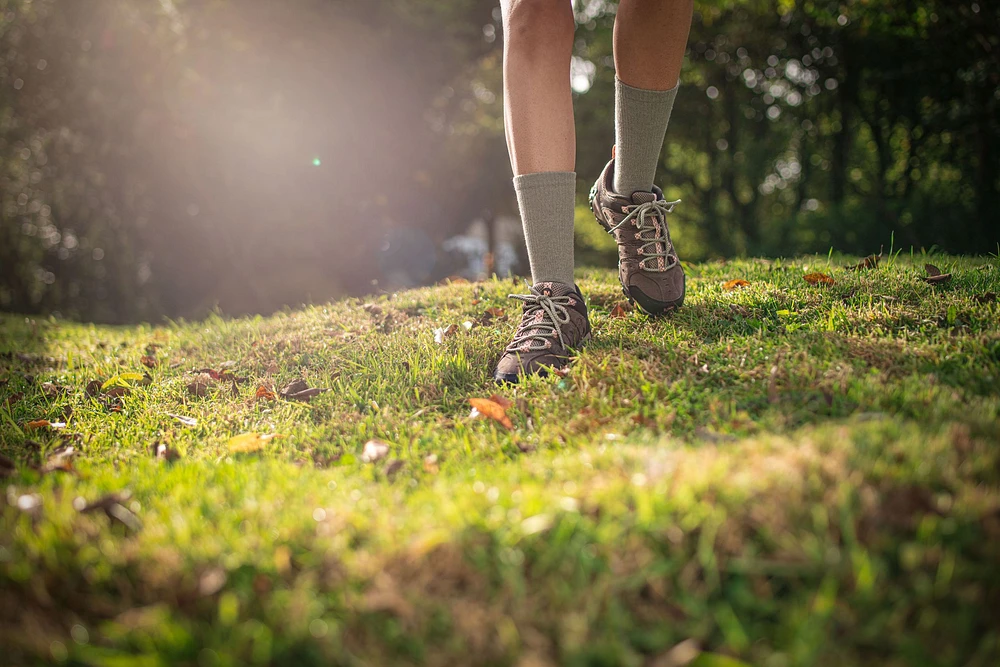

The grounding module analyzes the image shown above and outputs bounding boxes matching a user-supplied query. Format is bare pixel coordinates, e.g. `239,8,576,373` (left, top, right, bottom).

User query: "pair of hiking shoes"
494,158,684,383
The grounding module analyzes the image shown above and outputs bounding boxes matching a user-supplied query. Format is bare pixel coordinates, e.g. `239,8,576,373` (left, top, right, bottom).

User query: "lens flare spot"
312,157,322,167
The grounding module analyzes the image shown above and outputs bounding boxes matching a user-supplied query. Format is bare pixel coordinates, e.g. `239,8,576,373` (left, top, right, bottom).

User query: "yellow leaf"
227,433,280,454
723,279,750,290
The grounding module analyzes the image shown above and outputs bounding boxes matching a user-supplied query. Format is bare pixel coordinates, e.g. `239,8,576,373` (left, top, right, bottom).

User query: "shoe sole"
588,186,684,316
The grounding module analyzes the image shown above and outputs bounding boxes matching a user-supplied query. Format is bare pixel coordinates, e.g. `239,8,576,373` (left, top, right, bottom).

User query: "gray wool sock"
513,171,577,286
613,77,678,196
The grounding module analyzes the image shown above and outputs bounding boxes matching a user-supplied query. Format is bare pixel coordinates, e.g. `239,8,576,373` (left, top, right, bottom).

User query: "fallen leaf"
923,264,952,284
254,385,276,401
361,439,390,463
384,459,405,478
85,380,103,397
649,638,701,667
25,419,66,431
803,272,836,286
4,391,23,406
0,453,15,478
279,379,327,403
265,362,279,375
76,491,142,532
41,445,76,473
187,373,216,397
469,397,514,430
489,394,514,410
166,413,197,427
227,433,280,454
362,303,383,316
199,567,227,596
104,386,130,398
423,454,439,474
40,382,64,398
439,275,469,285
846,254,881,271
610,303,632,318
974,292,996,304
433,324,459,344
140,355,158,368
723,279,750,290
151,442,181,462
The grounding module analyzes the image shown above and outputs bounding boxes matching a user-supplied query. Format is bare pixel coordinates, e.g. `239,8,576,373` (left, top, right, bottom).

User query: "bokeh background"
1,0,996,323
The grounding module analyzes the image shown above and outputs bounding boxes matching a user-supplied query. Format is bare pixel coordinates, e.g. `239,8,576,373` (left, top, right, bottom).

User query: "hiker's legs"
501,0,575,176
495,0,588,383
501,0,576,286
612,0,693,195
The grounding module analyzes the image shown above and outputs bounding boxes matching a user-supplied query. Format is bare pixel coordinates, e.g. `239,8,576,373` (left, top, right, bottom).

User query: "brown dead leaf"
278,379,327,403
152,442,181,462
140,355,158,368
489,394,514,410
384,459,405,479
723,279,750,291
923,264,952,284
846,254,881,271
423,454,440,474
187,373,216,397
26,419,66,431
254,385,276,401
361,439,390,463
85,380,103,397
41,445,76,474
974,292,997,304
76,491,142,532
469,397,514,430
484,307,506,319
4,391,23,407
40,382,64,398
610,303,632,318
0,453,16,478
433,324,460,344
803,272,836,286
104,386,130,398
166,413,197,427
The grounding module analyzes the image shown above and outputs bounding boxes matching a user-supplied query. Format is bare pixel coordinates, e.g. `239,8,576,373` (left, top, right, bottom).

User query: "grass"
2,254,999,667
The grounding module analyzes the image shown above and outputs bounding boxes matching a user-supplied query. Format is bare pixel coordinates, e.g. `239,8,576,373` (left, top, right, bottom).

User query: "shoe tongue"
531,281,576,298
630,190,658,205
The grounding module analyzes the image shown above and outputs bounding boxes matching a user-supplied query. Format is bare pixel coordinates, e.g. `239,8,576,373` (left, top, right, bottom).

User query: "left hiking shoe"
589,157,685,315
493,281,591,384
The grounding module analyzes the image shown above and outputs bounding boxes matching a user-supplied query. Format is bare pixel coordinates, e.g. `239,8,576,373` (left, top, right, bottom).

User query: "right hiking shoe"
493,281,591,383
589,157,685,315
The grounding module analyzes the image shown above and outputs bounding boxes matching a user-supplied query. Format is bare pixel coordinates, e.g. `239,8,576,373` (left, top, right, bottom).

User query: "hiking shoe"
493,281,591,383
589,157,685,315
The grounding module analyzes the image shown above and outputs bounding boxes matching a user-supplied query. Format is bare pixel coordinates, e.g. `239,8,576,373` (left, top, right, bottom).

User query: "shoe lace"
607,199,681,272
505,288,574,352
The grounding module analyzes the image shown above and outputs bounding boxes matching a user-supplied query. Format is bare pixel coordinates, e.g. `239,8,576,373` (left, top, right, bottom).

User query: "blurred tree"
1,0,997,322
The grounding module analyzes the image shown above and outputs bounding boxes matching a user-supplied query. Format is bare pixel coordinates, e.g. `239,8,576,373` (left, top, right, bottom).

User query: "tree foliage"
1,0,996,321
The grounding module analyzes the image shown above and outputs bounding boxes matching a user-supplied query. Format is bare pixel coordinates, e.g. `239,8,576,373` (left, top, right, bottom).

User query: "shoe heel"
588,185,613,234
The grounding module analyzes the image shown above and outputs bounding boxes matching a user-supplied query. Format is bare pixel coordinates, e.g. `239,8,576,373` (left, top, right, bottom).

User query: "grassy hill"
2,255,999,666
